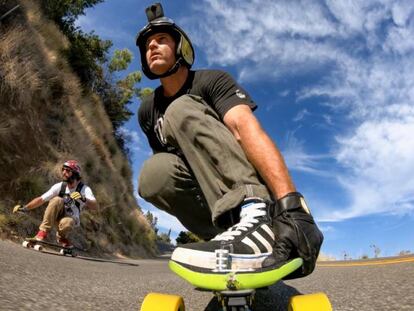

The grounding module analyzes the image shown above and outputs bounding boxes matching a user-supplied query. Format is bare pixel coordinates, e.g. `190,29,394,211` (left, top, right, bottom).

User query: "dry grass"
0,0,156,257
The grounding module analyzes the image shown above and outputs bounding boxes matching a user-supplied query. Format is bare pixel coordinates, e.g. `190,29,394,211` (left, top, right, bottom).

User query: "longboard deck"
169,257,303,291
24,238,74,250
23,238,78,256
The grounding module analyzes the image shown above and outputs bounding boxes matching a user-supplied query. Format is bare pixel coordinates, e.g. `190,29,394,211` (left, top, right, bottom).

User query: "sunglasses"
62,167,72,173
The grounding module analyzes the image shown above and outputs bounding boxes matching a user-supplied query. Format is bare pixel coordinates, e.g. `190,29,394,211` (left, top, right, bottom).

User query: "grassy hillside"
0,0,156,257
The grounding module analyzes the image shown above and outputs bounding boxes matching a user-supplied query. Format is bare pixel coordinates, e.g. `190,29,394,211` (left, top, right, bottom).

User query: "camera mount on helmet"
145,3,164,22
136,3,194,80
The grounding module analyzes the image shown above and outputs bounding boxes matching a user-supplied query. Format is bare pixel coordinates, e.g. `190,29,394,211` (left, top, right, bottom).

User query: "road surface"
0,240,413,310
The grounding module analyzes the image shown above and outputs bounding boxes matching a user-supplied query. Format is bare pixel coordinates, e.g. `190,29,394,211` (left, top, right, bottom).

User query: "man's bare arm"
25,197,45,210
223,104,295,199
85,199,98,211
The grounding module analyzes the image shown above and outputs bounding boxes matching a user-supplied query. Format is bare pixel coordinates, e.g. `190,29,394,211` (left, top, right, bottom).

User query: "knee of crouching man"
138,153,177,201
50,196,64,206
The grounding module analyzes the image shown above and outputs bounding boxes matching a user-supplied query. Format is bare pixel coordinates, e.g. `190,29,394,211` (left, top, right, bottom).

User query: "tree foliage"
39,1,153,156
109,49,133,73
64,30,112,89
157,230,171,243
102,48,152,154
41,0,111,89
176,231,202,245
41,0,104,31
110,49,149,107
145,210,158,235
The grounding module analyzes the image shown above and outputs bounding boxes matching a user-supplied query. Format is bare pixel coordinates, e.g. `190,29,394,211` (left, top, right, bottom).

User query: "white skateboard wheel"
34,244,43,251
59,249,65,255
22,241,30,248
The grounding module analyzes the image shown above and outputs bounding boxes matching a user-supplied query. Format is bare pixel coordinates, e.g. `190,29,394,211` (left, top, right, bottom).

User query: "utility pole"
370,244,381,258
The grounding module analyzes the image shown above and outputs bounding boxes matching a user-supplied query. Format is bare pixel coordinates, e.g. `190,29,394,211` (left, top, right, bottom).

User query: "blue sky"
76,0,414,259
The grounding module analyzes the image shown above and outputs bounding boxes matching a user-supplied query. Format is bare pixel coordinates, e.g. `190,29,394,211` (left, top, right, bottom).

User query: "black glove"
271,192,324,279
13,204,29,214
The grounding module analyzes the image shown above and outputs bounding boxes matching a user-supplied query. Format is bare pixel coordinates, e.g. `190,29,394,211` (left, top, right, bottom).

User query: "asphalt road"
0,239,413,311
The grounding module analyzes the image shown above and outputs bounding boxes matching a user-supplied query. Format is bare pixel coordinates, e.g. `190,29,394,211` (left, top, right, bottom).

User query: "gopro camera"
145,3,164,22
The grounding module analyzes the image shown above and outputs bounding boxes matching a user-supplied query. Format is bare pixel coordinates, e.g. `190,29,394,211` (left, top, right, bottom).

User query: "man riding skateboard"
13,160,98,248
136,3,323,278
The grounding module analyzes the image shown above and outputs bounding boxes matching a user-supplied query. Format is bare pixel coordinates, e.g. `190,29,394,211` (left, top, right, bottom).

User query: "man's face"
145,32,176,76
62,167,73,182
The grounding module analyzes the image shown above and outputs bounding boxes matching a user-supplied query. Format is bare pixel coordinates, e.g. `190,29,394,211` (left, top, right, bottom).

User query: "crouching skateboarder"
136,3,323,278
13,160,98,248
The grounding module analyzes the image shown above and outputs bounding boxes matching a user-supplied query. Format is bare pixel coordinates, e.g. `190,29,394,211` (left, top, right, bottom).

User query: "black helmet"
136,3,194,80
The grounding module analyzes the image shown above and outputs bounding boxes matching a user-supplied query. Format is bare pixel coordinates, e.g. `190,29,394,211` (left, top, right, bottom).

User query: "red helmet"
62,160,81,177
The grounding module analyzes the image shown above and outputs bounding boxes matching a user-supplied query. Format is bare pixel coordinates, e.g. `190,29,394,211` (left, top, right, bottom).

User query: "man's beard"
63,175,74,183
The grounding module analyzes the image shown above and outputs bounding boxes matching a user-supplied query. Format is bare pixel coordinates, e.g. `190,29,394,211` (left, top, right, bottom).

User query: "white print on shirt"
154,116,167,146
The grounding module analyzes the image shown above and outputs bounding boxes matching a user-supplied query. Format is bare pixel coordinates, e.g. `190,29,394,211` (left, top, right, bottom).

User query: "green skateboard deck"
141,257,332,311
169,257,303,291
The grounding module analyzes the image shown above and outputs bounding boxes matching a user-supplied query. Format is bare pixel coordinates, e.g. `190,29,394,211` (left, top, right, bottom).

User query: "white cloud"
330,118,414,220
189,0,414,221
118,126,147,154
283,131,331,177
279,90,290,97
189,0,338,72
390,0,414,27
319,225,335,233
136,195,187,234
293,109,310,122
325,0,366,33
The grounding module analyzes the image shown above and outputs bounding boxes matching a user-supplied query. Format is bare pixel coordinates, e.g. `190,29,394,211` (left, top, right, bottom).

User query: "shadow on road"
24,247,140,266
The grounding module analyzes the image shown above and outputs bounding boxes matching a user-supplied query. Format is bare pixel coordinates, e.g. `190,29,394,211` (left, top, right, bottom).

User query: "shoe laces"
212,201,267,242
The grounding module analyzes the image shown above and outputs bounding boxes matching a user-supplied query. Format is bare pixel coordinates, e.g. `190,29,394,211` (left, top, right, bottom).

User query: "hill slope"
0,0,156,257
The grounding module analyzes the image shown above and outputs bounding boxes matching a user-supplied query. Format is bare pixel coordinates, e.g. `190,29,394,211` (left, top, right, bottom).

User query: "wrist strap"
276,192,309,215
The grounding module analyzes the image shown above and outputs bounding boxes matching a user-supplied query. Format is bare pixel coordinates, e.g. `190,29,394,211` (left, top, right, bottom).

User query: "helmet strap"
156,58,184,79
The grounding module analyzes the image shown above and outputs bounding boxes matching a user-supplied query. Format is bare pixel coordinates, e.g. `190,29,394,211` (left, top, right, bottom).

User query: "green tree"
64,30,112,88
109,48,152,105
41,0,104,31
41,0,111,89
145,211,158,235
176,231,202,245
40,1,152,155
157,232,171,243
109,49,133,72
104,49,152,154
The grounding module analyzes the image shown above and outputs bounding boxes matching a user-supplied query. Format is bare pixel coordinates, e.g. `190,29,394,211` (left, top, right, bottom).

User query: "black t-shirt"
138,69,256,153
